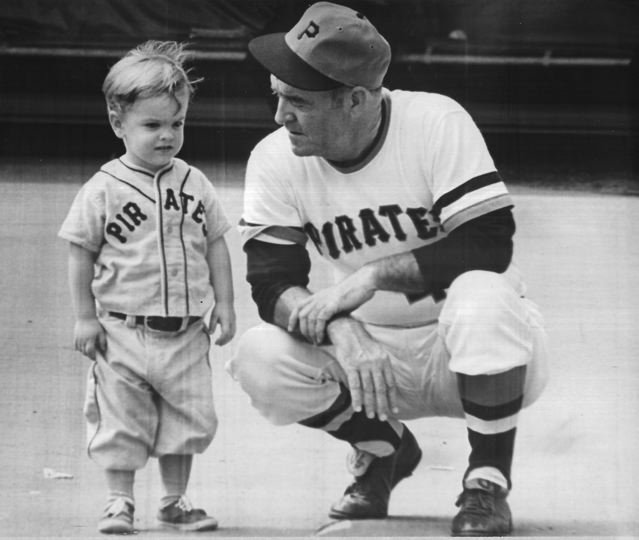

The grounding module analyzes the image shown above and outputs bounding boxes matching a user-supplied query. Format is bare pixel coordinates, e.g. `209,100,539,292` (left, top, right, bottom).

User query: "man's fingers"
347,371,363,413
313,316,327,345
360,371,376,419
373,370,390,421
287,307,300,333
296,304,315,342
383,363,399,414
298,313,311,342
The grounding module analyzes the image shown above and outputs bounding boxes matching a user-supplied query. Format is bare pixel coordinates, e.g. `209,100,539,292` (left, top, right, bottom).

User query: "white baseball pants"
227,271,549,426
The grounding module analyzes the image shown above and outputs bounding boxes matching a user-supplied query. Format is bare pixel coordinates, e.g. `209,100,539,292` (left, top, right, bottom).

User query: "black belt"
109,312,200,332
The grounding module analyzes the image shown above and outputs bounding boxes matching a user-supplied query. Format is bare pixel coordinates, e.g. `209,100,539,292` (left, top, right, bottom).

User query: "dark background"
1,0,637,191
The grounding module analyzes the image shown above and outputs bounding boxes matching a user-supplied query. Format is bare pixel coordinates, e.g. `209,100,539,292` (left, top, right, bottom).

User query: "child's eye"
145,122,159,129
173,121,184,128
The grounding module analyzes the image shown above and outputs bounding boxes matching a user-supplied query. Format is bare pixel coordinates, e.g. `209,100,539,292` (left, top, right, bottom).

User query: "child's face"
110,89,189,172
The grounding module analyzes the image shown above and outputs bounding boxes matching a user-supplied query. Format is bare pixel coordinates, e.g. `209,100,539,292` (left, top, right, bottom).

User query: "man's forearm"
365,208,515,298
365,250,426,294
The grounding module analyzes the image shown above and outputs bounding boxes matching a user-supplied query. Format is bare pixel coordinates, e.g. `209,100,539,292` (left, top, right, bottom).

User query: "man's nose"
274,99,294,126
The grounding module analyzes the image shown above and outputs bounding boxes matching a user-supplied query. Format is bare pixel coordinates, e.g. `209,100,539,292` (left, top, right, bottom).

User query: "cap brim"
248,33,342,91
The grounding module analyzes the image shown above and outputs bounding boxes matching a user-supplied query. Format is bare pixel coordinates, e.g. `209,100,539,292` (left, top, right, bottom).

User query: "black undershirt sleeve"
411,206,516,301
244,239,311,323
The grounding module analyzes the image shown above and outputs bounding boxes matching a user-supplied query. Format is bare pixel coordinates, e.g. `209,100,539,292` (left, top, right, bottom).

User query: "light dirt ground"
0,157,637,538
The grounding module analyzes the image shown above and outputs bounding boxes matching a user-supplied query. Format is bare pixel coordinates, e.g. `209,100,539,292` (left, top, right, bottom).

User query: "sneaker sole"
97,519,134,535
158,517,219,532
328,446,423,520
451,523,513,537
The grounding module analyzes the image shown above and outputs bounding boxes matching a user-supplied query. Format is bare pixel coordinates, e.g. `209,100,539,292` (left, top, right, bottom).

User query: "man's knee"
442,271,534,376
228,325,287,397
228,324,342,425
446,270,514,319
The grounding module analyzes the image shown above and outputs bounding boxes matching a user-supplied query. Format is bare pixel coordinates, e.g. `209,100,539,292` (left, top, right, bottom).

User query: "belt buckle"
144,316,186,332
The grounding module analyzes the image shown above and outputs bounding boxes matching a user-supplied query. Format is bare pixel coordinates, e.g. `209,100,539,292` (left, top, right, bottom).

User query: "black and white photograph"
0,1,637,537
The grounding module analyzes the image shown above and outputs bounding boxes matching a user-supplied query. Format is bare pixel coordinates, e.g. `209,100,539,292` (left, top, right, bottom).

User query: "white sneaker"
97,497,134,534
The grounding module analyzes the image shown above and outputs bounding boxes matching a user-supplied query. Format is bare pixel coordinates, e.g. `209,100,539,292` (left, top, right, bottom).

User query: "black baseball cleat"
329,424,422,519
451,478,512,536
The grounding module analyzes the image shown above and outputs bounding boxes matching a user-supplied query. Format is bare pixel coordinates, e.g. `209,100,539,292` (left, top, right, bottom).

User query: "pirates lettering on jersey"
106,187,207,243
304,204,442,259
106,202,148,243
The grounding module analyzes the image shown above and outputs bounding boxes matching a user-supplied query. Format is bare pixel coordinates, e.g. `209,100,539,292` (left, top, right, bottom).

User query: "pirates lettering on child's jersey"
304,204,443,259
106,187,207,243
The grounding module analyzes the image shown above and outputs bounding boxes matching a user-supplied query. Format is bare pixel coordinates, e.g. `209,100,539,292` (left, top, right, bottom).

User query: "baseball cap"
248,1,391,91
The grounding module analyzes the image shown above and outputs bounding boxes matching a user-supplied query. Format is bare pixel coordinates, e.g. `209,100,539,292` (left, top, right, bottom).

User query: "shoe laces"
456,488,496,516
105,497,131,517
175,495,194,514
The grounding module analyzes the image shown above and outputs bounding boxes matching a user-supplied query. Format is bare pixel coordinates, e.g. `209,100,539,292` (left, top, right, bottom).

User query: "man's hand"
208,300,236,346
73,318,106,360
327,317,399,421
288,265,376,345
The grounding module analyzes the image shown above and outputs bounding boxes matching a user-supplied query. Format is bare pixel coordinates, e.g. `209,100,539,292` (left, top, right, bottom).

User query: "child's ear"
108,110,124,138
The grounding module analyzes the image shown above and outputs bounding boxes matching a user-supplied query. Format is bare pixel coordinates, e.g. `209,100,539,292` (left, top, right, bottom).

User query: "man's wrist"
359,263,379,293
326,315,362,346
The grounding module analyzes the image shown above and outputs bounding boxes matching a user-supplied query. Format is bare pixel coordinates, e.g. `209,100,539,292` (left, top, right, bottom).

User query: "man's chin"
289,143,312,157
287,134,312,156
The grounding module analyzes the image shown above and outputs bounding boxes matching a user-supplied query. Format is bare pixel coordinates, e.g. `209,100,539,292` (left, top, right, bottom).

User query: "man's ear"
348,87,369,116
108,110,124,138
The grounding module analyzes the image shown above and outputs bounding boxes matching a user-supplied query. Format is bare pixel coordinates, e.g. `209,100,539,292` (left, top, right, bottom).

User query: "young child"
58,40,235,534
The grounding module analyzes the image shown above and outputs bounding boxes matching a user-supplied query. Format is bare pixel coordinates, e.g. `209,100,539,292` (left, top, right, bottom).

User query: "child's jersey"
59,157,230,317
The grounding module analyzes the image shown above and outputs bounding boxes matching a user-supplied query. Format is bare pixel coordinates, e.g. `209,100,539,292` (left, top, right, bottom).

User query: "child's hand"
208,302,236,346
73,318,106,360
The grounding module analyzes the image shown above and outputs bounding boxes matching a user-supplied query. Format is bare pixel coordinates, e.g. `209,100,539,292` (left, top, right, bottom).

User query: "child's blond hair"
102,40,201,115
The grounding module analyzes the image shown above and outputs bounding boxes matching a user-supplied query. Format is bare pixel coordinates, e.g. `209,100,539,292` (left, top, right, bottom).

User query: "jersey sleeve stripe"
238,219,307,246
431,171,502,219
443,194,514,232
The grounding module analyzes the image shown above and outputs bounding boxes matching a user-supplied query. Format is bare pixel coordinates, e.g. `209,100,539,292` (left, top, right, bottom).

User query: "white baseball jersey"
59,157,231,317
240,89,523,327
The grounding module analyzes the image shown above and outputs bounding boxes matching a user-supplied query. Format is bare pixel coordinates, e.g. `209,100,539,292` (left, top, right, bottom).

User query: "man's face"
270,76,350,160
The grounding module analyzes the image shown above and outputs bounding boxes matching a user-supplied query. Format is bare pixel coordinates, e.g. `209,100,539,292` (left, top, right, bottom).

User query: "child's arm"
206,235,236,346
68,242,106,360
